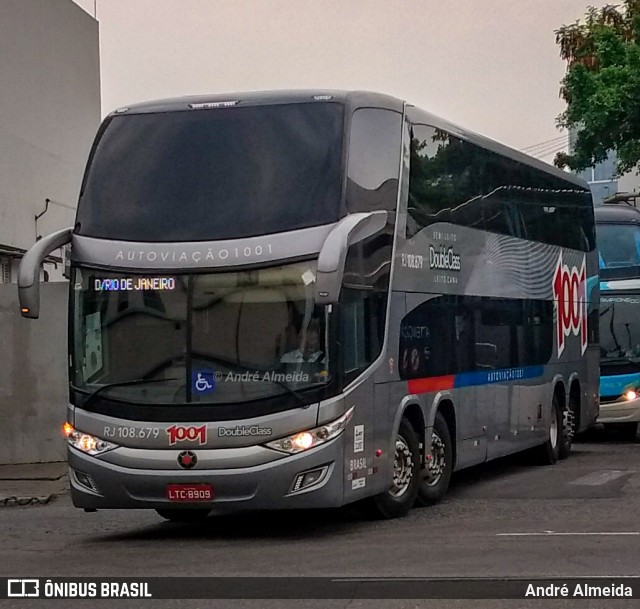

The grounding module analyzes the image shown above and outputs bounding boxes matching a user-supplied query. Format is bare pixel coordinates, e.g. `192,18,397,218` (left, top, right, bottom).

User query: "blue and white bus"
596,201,640,440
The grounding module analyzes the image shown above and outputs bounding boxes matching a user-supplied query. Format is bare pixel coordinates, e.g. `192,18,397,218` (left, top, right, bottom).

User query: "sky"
72,0,603,161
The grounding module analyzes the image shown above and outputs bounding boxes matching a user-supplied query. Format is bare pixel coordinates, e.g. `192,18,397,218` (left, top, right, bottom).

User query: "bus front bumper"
598,395,640,424
68,439,345,511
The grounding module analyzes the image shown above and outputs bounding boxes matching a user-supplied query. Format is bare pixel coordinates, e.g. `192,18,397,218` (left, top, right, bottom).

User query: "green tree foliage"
555,1,640,174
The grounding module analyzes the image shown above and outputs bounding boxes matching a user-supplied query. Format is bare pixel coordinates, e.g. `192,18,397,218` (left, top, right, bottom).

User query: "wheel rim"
563,406,575,443
550,408,558,448
425,429,446,486
389,433,413,498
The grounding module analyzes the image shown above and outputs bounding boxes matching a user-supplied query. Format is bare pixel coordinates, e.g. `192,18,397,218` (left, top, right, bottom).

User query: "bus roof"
110,90,401,114
108,89,589,191
595,203,640,223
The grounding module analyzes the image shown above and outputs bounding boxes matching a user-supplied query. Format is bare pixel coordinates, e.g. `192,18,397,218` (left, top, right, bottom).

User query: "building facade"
0,0,100,464
0,0,100,282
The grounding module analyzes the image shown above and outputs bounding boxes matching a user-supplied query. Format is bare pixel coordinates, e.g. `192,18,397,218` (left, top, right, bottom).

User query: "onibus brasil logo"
552,252,587,357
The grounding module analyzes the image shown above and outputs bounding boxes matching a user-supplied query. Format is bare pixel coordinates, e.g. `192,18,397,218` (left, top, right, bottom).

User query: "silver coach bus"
18,91,599,521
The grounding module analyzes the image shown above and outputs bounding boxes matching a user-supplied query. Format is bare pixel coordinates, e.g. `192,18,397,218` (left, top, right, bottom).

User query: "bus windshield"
76,102,344,242
71,262,332,405
597,223,640,274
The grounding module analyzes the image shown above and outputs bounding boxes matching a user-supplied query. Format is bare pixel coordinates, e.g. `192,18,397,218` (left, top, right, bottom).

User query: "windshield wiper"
73,377,179,409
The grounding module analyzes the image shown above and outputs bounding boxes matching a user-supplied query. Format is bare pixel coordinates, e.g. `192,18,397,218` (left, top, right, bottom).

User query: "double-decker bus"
18,91,599,521
596,200,640,440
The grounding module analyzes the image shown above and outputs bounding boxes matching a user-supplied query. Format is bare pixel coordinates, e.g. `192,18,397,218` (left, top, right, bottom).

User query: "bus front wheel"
417,411,453,506
368,418,420,519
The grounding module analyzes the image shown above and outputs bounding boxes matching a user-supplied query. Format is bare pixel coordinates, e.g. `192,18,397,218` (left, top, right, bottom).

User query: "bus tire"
156,509,211,522
417,411,453,506
533,394,561,465
558,395,576,460
368,418,420,519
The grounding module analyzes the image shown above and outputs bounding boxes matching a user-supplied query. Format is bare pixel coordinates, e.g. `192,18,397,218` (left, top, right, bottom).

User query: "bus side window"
340,231,391,384
346,108,402,213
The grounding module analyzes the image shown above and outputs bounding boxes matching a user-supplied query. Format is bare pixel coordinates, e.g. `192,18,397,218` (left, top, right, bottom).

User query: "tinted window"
407,124,595,251
77,103,345,242
346,108,402,212
597,223,640,269
398,296,553,379
340,230,392,383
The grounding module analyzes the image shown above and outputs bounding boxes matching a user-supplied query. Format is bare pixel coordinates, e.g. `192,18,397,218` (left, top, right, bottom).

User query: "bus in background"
18,91,599,521
596,200,640,440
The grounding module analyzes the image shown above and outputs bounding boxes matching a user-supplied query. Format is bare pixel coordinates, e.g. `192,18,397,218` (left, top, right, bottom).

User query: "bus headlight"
265,407,354,454
66,425,117,456
624,389,638,401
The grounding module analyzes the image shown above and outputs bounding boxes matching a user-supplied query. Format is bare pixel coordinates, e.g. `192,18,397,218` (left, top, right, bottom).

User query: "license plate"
166,483,213,502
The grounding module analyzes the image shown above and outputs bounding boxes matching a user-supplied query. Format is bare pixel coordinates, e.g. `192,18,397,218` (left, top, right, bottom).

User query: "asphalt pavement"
1,427,639,608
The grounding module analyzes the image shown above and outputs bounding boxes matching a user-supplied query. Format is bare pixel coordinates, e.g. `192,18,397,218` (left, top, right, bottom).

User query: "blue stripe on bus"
453,366,544,389
600,372,640,398
408,365,545,395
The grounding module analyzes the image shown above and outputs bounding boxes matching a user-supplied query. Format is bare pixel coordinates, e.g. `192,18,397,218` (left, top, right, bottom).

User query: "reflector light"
189,101,239,109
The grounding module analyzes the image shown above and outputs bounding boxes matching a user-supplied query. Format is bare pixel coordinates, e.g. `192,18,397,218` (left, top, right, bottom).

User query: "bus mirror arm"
315,211,388,305
18,227,73,319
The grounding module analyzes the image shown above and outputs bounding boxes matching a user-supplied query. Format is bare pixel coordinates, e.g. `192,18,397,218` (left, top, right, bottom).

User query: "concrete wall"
0,283,68,464
0,0,100,270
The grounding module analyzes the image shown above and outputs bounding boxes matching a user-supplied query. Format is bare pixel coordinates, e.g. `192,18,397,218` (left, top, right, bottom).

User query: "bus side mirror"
315,211,388,305
18,227,73,318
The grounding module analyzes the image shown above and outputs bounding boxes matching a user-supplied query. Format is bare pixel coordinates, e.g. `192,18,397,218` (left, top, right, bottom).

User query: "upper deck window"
346,108,402,212
407,124,595,252
76,103,344,242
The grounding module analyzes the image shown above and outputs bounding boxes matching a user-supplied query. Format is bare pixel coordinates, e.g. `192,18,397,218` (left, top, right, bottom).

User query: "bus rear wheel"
417,411,453,506
533,394,561,465
368,418,420,519
559,395,576,460
156,509,211,522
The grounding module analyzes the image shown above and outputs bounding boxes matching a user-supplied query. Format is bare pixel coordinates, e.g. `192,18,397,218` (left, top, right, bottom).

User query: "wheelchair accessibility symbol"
192,370,216,394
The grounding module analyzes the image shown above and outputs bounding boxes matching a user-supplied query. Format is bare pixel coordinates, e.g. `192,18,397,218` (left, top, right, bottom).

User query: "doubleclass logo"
429,245,461,271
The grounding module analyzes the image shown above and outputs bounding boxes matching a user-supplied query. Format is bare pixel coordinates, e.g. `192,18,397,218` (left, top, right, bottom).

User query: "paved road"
1,427,640,608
